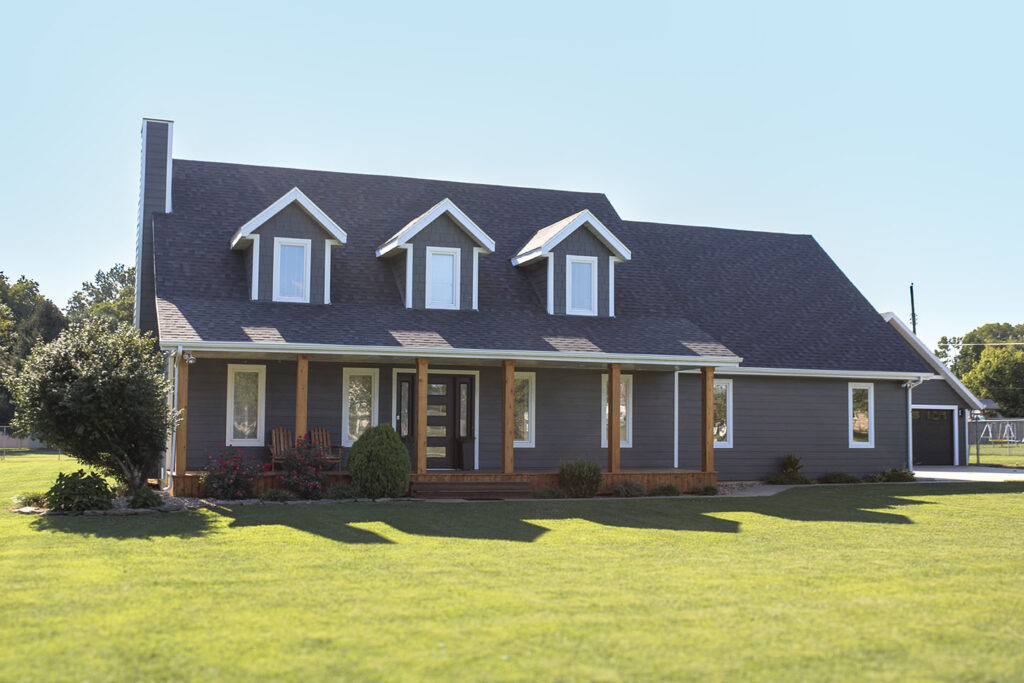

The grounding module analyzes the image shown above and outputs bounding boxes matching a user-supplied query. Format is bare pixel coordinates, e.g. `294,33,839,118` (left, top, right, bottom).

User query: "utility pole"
909,283,917,334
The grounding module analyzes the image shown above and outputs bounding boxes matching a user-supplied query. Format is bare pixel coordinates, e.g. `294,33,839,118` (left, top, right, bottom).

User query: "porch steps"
409,480,534,500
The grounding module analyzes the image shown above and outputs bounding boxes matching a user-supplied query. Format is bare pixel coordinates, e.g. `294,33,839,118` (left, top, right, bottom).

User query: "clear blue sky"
1,1,1020,350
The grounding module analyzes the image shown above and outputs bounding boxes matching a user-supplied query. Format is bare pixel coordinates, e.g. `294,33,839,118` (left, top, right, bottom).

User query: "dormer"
511,210,631,316
229,188,347,304
376,198,495,311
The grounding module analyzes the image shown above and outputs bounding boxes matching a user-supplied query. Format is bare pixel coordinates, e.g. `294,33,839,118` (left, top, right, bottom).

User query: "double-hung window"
513,372,536,448
273,237,312,303
713,378,733,448
226,364,266,447
600,373,633,447
342,368,379,446
566,255,598,316
849,382,874,448
425,246,461,310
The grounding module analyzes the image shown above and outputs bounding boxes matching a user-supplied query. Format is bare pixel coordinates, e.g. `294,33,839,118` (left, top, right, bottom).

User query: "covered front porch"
166,351,724,497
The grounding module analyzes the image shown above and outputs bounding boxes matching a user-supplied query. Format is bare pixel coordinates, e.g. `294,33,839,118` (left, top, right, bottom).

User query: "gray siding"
389,249,407,303
688,375,910,479
550,227,612,316
253,204,329,303
524,261,547,307
408,214,478,310
135,120,170,336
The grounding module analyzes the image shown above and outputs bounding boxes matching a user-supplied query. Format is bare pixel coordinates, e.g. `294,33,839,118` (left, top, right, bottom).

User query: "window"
273,237,311,302
566,255,598,316
425,246,461,309
342,368,379,446
513,372,535,447
600,373,633,447
713,378,733,448
226,364,266,446
849,382,874,448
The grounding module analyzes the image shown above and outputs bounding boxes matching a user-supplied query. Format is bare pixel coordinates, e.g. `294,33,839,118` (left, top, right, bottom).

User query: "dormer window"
426,246,461,310
273,237,311,302
566,255,598,316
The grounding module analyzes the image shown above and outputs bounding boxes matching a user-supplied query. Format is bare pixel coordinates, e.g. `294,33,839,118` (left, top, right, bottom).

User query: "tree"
6,321,175,491
65,264,135,331
936,322,1024,377
962,346,1024,417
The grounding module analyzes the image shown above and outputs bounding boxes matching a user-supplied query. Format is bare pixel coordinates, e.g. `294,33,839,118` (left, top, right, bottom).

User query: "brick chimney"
134,118,173,335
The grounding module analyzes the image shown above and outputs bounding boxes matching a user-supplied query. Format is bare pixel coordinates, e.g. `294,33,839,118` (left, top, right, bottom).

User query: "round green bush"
45,469,114,512
129,487,164,509
346,424,411,498
558,459,603,498
648,483,681,496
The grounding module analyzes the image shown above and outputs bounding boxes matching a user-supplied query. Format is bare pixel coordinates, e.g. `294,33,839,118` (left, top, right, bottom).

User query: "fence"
967,419,1024,466
0,425,49,458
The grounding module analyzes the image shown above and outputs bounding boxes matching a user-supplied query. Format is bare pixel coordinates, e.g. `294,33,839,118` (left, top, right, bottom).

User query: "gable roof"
376,197,495,257
882,312,984,409
229,187,347,248
512,209,631,265
149,159,930,373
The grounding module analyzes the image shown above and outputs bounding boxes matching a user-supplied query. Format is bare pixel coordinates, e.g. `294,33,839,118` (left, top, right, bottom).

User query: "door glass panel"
459,383,469,437
428,383,447,396
426,446,447,459
232,371,260,440
427,425,446,437
400,382,410,437
427,404,447,417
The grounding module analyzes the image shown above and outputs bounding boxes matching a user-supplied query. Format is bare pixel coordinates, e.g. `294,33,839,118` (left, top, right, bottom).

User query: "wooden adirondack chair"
268,427,293,471
310,426,344,470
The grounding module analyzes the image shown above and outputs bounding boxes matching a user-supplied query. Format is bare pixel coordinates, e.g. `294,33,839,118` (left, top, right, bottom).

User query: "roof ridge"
623,218,812,239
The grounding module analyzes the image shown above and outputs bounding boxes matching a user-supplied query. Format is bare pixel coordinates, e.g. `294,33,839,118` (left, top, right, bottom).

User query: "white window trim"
425,246,461,310
566,255,599,316
272,237,312,303
513,371,536,448
323,239,341,304
225,364,267,447
713,378,734,448
342,367,380,447
472,246,483,310
600,373,633,448
249,234,260,300
849,382,875,448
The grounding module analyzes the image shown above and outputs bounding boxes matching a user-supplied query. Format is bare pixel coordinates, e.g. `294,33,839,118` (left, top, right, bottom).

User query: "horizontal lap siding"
680,375,909,479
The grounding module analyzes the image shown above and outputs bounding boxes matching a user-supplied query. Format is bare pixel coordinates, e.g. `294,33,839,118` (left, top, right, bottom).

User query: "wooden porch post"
501,359,515,474
295,354,309,441
173,355,189,477
415,357,429,474
607,363,621,473
701,366,715,473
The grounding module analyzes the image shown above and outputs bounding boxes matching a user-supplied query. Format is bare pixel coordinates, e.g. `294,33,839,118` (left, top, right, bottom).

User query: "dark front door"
396,373,474,470
426,376,458,468
913,409,955,465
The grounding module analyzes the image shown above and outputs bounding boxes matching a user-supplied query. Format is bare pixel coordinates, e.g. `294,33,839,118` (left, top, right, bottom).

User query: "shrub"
864,473,885,483
883,468,915,482
533,486,567,499
7,321,175,492
780,453,804,474
279,437,330,499
764,471,812,485
128,486,163,509
693,484,719,496
648,483,681,497
259,488,298,502
45,470,113,512
324,482,361,499
611,480,647,497
559,459,603,498
202,446,267,499
13,491,48,507
346,424,411,499
819,472,861,484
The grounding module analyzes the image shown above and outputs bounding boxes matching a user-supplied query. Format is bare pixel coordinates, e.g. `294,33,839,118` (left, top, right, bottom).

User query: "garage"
913,408,955,466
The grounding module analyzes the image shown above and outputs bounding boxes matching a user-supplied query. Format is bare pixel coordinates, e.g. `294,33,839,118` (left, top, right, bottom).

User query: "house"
883,313,984,466
134,118,942,495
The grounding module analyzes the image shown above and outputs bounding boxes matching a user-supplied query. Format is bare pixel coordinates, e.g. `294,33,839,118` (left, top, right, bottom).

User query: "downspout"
903,376,926,472
673,370,682,468
164,345,182,491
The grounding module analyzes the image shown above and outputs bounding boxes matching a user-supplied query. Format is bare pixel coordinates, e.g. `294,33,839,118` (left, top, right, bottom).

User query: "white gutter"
903,377,926,472
689,366,937,382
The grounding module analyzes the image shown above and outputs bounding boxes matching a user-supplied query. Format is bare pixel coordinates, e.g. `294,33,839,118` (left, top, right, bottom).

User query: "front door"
913,409,955,465
396,372,474,470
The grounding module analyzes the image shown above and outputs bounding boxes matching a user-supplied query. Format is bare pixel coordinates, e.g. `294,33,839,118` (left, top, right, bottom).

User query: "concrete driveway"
914,466,1024,482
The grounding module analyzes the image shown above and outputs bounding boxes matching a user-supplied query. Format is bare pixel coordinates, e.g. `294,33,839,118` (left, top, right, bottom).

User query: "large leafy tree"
937,322,1024,378
7,321,175,491
962,346,1024,417
65,264,135,331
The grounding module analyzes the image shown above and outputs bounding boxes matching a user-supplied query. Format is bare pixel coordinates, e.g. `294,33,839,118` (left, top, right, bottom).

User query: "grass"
968,444,1024,468
3,452,1024,680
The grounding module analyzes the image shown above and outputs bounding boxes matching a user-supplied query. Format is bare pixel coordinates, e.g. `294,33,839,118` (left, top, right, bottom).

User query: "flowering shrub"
279,436,330,499
201,447,268,499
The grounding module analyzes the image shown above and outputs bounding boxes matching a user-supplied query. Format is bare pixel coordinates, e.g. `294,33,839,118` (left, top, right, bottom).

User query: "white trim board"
848,382,875,449
376,198,495,257
230,187,348,248
709,367,936,381
511,209,631,266
391,367,481,470
324,239,341,304
912,403,961,466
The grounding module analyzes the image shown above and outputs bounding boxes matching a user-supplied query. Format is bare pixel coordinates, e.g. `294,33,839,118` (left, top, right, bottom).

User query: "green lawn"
968,444,1024,468
2,453,1024,681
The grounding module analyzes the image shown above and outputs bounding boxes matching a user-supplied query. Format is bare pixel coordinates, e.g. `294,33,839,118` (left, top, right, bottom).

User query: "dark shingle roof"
152,159,927,372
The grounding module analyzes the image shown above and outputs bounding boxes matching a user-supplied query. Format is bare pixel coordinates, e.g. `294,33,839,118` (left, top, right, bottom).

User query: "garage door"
913,409,954,465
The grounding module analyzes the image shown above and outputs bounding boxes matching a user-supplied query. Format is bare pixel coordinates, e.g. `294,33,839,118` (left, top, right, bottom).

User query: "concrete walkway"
914,465,1024,482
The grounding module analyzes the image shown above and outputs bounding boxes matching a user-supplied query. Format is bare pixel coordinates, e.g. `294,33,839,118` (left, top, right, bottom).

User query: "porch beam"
501,359,515,474
173,355,189,477
295,353,309,441
607,363,621,473
701,366,715,473
415,357,428,474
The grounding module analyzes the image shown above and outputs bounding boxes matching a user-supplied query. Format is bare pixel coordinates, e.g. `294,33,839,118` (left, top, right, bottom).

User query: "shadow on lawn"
207,482,1024,544
30,509,216,540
